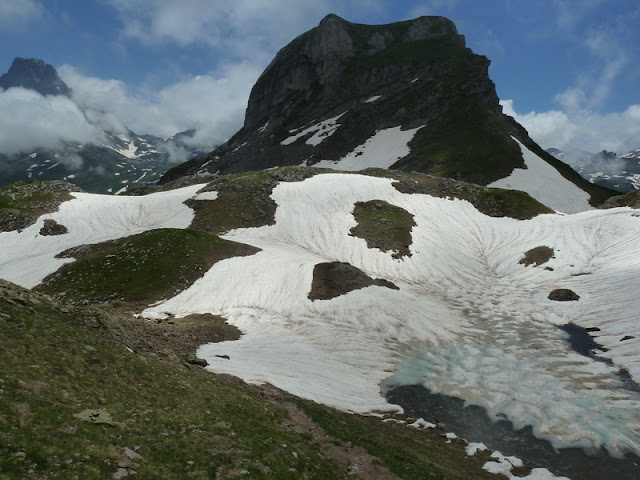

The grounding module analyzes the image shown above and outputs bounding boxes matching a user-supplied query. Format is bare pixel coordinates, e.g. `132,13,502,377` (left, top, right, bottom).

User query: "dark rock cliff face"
0,57,71,96
159,14,614,205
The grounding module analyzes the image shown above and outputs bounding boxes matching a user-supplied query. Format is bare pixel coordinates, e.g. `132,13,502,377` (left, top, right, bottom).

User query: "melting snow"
4,170,640,464
232,142,248,153
0,184,206,288
489,139,592,214
280,112,346,146
138,173,640,458
29,153,37,158
194,191,218,201
258,121,269,133
365,95,382,103
314,125,424,171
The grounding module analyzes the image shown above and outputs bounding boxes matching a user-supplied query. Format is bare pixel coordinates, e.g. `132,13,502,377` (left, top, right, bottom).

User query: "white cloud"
106,0,382,60
502,99,640,154
59,62,262,148
408,0,458,17
0,87,98,154
0,0,43,31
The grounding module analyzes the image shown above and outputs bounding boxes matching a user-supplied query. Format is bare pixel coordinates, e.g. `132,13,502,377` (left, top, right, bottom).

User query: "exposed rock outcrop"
0,57,71,96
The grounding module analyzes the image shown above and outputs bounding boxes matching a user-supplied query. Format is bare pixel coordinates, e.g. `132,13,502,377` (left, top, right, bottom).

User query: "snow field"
0,184,206,288
489,138,593,214
141,173,640,457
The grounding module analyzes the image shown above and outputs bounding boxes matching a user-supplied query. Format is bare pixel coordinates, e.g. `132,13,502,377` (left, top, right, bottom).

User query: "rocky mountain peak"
0,57,71,96
244,15,464,130
160,15,615,208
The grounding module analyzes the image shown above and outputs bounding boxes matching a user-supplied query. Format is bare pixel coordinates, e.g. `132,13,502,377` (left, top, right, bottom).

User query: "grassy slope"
0,280,343,479
0,180,78,232
0,279,498,480
37,228,258,305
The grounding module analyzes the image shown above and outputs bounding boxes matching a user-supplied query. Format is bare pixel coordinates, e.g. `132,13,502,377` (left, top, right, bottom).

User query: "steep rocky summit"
0,57,71,96
161,15,614,207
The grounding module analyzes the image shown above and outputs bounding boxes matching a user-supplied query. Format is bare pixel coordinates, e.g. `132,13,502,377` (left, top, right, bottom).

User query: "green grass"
0,180,75,214
0,180,77,231
0,280,346,479
37,228,258,305
361,168,553,220
296,399,495,480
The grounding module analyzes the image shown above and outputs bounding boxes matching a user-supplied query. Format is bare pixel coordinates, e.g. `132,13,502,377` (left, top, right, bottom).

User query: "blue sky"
0,0,639,154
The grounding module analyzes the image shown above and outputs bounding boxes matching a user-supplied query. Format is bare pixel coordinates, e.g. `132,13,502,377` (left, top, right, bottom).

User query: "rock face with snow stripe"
160,14,617,211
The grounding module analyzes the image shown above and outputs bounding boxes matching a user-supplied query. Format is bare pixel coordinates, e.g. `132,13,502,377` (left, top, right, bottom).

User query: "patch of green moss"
361,169,553,220
350,200,415,258
37,228,258,305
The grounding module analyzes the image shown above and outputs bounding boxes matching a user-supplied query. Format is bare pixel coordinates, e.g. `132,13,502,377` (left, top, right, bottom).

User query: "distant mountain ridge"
547,147,640,193
0,58,202,194
160,14,615,209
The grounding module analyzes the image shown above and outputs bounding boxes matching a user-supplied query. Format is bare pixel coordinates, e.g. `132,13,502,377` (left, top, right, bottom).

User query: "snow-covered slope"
1,173,639,460
135,173,640,458
490,139,593,214
0,184,205,288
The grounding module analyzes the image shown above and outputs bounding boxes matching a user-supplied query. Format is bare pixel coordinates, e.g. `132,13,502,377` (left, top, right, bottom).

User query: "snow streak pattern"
140,174,640,457
0,184,205,288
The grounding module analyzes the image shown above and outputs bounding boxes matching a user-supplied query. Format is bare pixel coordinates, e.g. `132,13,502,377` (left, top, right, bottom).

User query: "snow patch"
0,184,206,288
365,95,382,103
314,125,424,171
194,191,218,201
489,138,592,214
280,112,346,146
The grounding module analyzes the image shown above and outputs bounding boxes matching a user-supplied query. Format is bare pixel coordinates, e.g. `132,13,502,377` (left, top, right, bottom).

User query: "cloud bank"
502,99,640,154
59,62,262,148
0,87,98,154
106,0,381,59
0,0,43,31
0,62,262,156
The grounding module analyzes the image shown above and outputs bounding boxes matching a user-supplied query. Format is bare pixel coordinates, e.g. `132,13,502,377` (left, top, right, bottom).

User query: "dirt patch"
39,219,68,236
274,394,400,480
350,199,415,259
308,262,398,301
104,311,241,366
519,246,554,267
548,289,580,301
